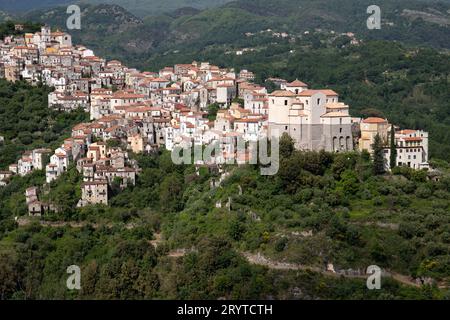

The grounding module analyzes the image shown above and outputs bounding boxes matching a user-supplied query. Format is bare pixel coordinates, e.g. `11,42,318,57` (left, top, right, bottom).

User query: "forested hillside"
1,1,450,301
0,21,41,39
0,0,231,17
22,0,450,56
0,10,13,22
1,137,449,299
0,80,88,170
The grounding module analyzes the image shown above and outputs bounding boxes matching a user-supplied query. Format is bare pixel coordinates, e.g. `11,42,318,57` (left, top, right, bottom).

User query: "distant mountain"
166,7,202,19
23,4,165,58
223,0,450,39
25,3,143,29
85,0,232,17
24,4,154,59
157,0,450,50
0,0,232,17
0,10,14,22
22,0,450,64
0,1,73,14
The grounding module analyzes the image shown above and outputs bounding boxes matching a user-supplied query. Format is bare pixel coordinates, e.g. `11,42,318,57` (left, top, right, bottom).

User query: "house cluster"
358,117,429,170
43,123,139,207
0,148,52,186
25,186,57,216
0,25,431,209
19,130,139,214
0,170,13,187
76,139,138,207
0,25,72,83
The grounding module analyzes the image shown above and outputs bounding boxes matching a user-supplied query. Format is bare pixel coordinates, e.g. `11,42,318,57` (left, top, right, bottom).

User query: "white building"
383,129,429,170
268,86,353,152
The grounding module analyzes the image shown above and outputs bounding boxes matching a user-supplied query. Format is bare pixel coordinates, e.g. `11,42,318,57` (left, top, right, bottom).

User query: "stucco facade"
268,88,353,152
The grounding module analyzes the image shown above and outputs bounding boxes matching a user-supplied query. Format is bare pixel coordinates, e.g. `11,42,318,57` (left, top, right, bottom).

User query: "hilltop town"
0,25,430,214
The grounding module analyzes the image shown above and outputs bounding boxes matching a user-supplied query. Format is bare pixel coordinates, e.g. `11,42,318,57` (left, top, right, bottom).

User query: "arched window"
346,136,351,150
333,137,338,152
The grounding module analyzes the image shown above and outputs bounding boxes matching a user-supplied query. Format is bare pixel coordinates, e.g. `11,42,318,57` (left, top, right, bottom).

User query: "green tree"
279,133,294,158
372,134,385,175
0,251,18,299
389,124,397,169
159,173,184,212
338,170,359,196
207,103,220,121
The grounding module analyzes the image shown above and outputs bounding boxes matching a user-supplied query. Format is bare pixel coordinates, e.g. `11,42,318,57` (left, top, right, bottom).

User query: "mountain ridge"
0,0,232,17
21,0,450,54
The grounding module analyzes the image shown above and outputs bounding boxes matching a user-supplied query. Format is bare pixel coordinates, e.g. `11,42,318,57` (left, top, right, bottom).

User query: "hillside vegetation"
0,0,231,17
22,0,450,58
0,80,88,170
1,137,449,299
1,1,450,300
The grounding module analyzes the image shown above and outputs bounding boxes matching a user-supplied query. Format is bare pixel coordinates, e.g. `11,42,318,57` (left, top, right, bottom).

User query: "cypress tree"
389,124,397,169
372,133,385,175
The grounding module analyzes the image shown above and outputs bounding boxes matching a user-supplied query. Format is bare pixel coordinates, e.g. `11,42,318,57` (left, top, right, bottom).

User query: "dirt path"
16,217,125,229
352,221,400,230
167,249,189,257
242,251,324,273
150,232,162,247
242,251,423,288
17,217,97,228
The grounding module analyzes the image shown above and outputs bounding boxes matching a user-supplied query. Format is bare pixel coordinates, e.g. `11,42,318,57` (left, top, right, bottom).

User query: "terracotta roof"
82,180,108,186
113,93,145,99
126,106,152,113
398,129,416,134
326,102,349,109
286,79,308,87
151,78,170,82
321,112,349,118
362,117,388,124
235,118,262,123
269,90,296,97
403,137,423,142
297,89,339,97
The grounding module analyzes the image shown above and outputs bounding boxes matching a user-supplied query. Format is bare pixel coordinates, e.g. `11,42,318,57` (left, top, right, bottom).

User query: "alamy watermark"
366,265,382,290
66,265,81,290
367,5,381,30
171,132,280,175
67,5,81,30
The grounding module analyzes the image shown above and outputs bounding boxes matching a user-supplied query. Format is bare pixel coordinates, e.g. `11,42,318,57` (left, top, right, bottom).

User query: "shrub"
274,237,288,252
415,185,432,199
